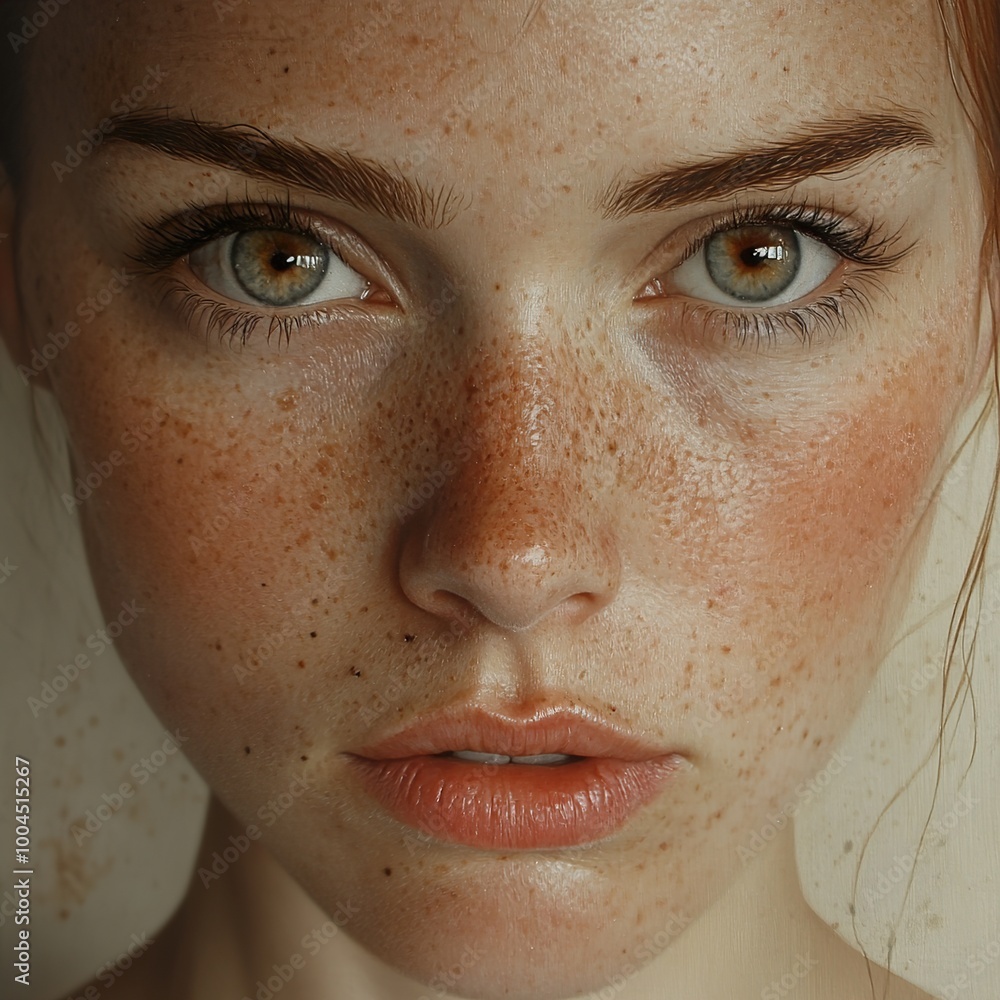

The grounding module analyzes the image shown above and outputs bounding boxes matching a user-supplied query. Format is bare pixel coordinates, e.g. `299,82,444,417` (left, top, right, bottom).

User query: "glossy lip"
345,703,681,762
343,703,691,849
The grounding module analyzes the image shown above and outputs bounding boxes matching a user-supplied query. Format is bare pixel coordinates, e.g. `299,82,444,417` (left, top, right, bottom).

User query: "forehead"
33,0,949,163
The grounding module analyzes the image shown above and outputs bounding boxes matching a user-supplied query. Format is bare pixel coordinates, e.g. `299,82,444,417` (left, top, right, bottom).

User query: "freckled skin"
1,1,994,998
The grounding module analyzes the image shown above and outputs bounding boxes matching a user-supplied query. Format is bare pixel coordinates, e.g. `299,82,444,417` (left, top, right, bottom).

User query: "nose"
396,342,623,633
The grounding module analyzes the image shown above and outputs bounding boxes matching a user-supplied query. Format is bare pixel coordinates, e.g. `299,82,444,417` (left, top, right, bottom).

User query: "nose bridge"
396,294,623,633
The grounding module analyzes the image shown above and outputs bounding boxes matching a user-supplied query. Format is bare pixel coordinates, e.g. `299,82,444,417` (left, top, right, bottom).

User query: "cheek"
657,358,951,629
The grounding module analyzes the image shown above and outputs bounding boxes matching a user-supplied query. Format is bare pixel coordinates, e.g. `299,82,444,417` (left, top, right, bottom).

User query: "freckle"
301,755,308,761
404,634,415,642
310,631,317,638
297,660,306,669
359,606,369,613
384,867,392,876
844,840,853,854
89,716,99,728
770,675,782,688
176,457,183,464
283,65,289,73
609,705,617,713
792,659,805,673
311,598,319,605
720,645,731,654
54,736,65,748
244,746,251,755
58,909,69,921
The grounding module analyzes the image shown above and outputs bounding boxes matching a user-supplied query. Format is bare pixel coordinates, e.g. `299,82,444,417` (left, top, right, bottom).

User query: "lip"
343,704,690,850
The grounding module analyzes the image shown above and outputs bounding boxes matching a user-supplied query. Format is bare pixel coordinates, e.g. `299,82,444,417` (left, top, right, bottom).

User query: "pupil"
271,251,296,273
742,246,770,268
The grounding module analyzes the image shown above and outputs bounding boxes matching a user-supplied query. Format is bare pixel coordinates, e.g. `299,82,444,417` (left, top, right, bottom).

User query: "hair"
845,1,1000,993
1,1,998,995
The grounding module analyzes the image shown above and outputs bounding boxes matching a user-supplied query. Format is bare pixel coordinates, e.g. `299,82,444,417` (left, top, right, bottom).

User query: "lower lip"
345,753,688,850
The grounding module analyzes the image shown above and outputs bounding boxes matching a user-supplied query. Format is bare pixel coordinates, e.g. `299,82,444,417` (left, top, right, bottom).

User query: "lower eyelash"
168,285,269,348
159,279,373,349
681,273,884,350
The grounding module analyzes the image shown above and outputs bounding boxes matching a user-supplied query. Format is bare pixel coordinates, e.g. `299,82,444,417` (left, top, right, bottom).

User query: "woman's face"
5,0,993,995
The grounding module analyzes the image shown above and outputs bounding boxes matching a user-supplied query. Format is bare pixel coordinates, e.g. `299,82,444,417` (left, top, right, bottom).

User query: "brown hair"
848,1,1000,992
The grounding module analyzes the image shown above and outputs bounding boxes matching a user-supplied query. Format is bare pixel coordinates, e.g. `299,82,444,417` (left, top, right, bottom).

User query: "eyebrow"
105,109,463,230
105,109,935,227
597,113,936,219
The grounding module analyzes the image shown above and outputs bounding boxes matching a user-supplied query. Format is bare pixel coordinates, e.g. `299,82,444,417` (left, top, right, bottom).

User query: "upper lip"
347,704,678,761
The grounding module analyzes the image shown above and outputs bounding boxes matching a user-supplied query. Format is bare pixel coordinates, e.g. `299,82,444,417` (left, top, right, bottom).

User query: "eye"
665,224,840,307
189,229,373,307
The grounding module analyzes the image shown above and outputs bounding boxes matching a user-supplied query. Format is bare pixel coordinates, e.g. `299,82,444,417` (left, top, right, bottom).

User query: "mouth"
343,704,690,850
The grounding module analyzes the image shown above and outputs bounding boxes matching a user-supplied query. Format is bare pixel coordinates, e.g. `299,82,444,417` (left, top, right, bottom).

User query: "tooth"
510,753,574,765
450,750,511,764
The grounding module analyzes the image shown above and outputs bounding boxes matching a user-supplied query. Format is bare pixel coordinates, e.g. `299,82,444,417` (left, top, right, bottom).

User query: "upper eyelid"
632,201,915,296
129,201,405,303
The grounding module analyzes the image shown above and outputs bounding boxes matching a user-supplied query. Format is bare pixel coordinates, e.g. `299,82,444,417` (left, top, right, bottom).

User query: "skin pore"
1,1,995,998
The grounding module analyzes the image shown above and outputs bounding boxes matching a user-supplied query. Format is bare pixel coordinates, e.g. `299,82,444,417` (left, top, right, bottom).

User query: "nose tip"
398,509,621,632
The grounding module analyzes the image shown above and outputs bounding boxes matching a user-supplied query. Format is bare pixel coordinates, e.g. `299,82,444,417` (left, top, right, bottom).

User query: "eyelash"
130,195,912,351
130,196,373,348
662,200,912,349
